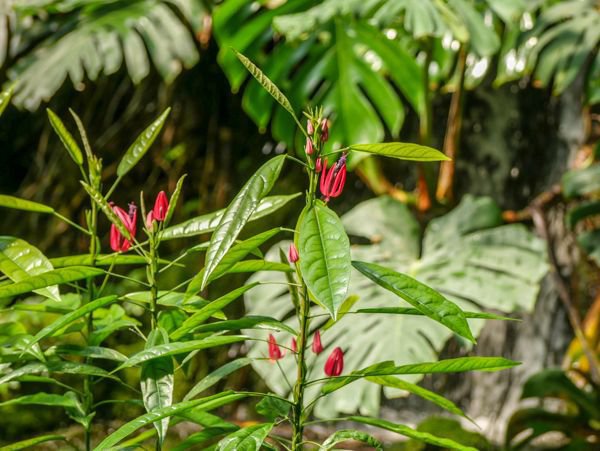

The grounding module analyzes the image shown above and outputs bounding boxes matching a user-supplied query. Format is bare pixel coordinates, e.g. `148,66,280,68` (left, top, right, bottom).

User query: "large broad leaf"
244,195,547,417
298,202,351,318
0,236,61,301
9,0,208,110
216,423,273,451
95,392,246,450
200,155,286,290
140,328,174,445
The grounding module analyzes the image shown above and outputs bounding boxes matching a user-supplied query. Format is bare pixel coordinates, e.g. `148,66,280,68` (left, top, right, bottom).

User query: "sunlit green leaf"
0,195,54,214
320,429,383,451
46,108,83,165
350,143,449,161
216,422,273,451
184,358,253,401
0,392,79,409
81,182,131,239
0,434,65,451
164,174,187,226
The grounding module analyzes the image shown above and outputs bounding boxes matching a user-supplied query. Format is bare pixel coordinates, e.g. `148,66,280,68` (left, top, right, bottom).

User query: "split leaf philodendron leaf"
0,266,104,300
116,108,171,178
216,422,274,451
0,195,54,214
46,109,84,166
348,417,478,451
349,143,450,161
352,261,475,343
320,430,383,451
298,202,351,319
162,193,300,240
95,392,246,450
140,328,174,446
0,236,61,301
200,155,286,290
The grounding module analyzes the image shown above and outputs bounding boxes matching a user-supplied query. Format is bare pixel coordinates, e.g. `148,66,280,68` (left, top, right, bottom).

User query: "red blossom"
268,334,283,361
324,347,344,376
319,154,347,202
152,191,169,221
110,203,137,252
312,330,323,355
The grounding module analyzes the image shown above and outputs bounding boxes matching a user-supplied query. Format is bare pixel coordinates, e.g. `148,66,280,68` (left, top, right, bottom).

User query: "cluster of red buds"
305,117,347,203
109,191,170,252
267,330,344,377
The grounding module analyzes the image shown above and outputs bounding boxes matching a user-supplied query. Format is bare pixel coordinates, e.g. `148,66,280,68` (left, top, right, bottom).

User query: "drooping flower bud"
288,243,299,263
110,203,137,252
268,334,283,361
152,191,169,222
311,330,323,355
320,118,329,142
315,157,322,173
319,154,347,202
324,347,344,376
307,120,314,135
305,137,314,156
291,337,297,353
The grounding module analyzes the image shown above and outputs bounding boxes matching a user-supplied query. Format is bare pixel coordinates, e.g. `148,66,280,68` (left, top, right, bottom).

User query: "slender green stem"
105,175,122,199
53,212,92,235
286,154,309,168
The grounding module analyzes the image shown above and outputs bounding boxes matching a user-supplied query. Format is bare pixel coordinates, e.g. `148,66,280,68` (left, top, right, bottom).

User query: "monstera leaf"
244,196,547,417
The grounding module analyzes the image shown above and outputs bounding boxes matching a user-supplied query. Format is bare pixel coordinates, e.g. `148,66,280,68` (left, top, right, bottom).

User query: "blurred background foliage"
0,0,599,448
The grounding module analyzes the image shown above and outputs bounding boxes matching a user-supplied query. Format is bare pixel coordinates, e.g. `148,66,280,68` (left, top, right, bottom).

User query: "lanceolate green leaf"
50,254,150,267
140,329,174,445
352,261,475,343
0,392,79,409
0,195,54,214
200,155,286,290
95,392,246,450
116,108,171,177
233,50,303,131
192,316,296,336
164,174,187,226
46,109,83,166
30,295,117,348
116,335,247,370
225,260,293,274
184,358,253,401
0,236,61,301
298,202,351,319
54,345,127,362
81,182,131,239
0,266,104,299
349,143,450,161
320,430,383,451
173,284,259,340
355,307,517,321
0,434,65,451
0,360,118,385
348,417,477,451
0,86,13,118
322,357,520,394
217,422,274,451
162,193,300,240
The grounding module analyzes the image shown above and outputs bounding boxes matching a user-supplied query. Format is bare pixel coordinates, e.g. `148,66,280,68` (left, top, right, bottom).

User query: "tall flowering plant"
0,50,518,451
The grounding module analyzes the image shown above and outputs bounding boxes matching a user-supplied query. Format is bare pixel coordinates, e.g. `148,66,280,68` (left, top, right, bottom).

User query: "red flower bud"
288,243,299,263
110,203,137,252
319,154,347,202
324,347,344,376
305,137,314,156
146,211,155,229
311,330,323,355
315,157,322,173
307,120,314,135
152,191,169,221
268,334,283,361
320,118,329,142
291,337,297,353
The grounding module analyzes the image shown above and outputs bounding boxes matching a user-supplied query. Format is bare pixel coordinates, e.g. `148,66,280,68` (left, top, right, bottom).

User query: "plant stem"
147,230,160,329
417,40,434,212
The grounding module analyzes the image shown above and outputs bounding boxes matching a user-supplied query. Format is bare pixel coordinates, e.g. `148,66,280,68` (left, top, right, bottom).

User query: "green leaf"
173,284,259,340
192,316,297,336
172,427,236,451
0,392,79,409
216,422,274,451
0,360,118,385
233,50,301,129
320,429,383,451
322,357,520,394
116,108,171,177
30,295,117,348
0,195,54,214
188,229,282,294
184,358,252,401
225,260,293,274
116,335,247,370
165,174,187,226
566,200,600,229
0,266,104,300
201,155,286,289
81,182,131,239
0,236,61,301
352,261,475,343
50,254,150,267
0,435,65,451
348,416,477,451
141,328,174,445
95,392,246,450
54,345,127,362
367,375,469,419
256,395,290,421
349,143,450,161
0,86,13,118
46,109,83,166
562,164,600,198
163,193,300,240
298,203,352,319
355,307,518,322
